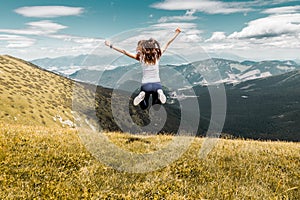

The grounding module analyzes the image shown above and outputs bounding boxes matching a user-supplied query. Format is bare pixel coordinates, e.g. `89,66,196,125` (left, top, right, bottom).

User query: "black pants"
139,82,162,110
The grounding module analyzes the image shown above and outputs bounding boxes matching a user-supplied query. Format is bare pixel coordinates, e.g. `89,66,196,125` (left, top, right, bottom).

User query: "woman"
105,27,181,110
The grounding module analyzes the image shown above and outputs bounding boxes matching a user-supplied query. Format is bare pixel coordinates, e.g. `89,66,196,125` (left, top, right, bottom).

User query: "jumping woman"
105,27,181,110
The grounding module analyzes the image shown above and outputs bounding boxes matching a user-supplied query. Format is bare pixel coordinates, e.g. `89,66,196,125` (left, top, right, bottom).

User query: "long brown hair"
136,38,162,65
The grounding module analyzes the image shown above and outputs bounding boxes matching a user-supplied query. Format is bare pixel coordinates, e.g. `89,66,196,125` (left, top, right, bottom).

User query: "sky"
0,0,300,61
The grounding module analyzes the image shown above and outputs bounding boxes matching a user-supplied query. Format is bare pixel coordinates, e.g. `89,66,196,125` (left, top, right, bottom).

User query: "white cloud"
231,0,300,8
49,34,104,47
151,0,300,15
263,5,300,14
186,9,197,16
158,15,198,23
206,32,227,42
14,6,84,18
0,34,35,48
268,0,300,5
150,22,203,43
229,13,300,39
151,22,196,29
27,21,67,34
0,20,67,36
158,9,198,23
0,6,105,59
151,0,251,14
200,8,300,60
0,35,105,60
0,23,103,57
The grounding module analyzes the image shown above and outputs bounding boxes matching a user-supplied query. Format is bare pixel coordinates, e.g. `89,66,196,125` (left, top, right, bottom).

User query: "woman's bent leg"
140,92,150,110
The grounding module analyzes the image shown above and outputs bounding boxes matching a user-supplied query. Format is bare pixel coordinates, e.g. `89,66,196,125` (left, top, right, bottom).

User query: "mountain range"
1,55,299,141
31,55,300,88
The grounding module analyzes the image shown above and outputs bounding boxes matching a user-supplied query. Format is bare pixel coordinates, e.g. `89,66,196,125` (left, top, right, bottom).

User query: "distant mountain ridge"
69,58,300,88
31,54,114,75
208,58,299,84
31,55,300,87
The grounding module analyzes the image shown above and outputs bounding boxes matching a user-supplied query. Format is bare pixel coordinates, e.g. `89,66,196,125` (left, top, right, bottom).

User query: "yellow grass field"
0,123,299,199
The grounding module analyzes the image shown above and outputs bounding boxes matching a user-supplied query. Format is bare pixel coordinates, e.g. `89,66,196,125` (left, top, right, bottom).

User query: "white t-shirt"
141,62,161,84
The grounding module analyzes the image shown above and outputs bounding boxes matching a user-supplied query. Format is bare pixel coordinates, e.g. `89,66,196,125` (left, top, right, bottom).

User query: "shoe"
133,91,145,106
157,89,166,104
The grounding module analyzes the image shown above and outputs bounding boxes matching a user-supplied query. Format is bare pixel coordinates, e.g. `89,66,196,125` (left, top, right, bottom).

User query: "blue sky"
0,0,300,61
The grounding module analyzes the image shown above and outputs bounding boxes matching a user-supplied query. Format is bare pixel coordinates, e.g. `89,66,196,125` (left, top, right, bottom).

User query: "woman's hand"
105,40,111,47
175,27,181,33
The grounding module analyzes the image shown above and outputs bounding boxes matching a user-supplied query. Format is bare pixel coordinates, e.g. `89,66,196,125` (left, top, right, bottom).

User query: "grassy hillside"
1,55,299,199
0,55,74,127
0,55,181,133
0,123,299,199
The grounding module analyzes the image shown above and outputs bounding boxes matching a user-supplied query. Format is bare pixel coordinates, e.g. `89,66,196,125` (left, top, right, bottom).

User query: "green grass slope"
0,55,170,133
0,55,74,127
0,124,299,199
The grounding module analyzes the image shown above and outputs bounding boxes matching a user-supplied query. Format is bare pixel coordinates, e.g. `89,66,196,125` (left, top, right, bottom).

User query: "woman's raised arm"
161,27,181,54
105,40,138,60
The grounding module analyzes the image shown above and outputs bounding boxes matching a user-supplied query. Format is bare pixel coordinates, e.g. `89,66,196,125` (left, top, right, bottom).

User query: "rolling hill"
0,55,183,134
0,55,75,127
0,55,127,131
